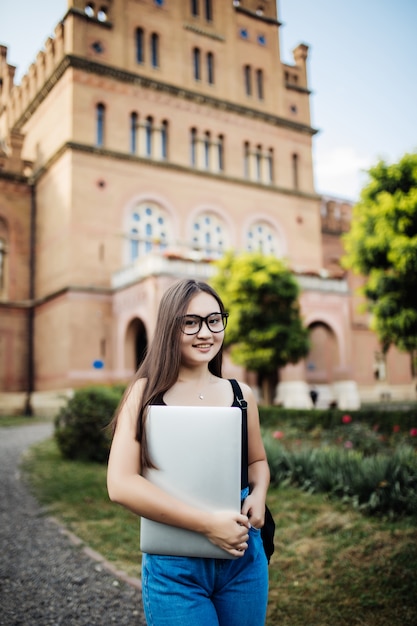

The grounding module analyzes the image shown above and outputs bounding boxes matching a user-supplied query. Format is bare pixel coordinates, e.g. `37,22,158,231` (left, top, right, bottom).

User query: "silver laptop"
140,405,242,559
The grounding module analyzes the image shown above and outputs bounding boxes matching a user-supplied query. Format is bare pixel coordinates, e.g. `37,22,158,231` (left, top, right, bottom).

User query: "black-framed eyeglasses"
178,312,229,335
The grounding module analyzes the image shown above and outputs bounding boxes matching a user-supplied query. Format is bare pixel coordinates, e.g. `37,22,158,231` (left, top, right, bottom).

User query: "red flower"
342,414,352,424
410,428,417,437
273,430,284,440
393,424,401,433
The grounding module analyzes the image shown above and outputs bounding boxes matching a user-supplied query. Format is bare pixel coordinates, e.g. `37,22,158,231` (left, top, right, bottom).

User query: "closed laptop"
140,405,242,559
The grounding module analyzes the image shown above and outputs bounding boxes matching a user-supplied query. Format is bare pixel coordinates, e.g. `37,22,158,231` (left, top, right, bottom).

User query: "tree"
342,153,417,374
211,251,309,403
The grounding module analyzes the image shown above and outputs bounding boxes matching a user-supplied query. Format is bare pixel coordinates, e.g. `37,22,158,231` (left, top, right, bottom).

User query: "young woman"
107,279,270,625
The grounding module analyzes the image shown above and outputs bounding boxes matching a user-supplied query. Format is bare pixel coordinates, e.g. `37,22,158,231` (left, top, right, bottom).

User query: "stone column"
274,361,312,408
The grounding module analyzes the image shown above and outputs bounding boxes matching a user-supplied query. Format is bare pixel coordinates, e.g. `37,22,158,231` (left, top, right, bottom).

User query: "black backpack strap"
229,379,249,490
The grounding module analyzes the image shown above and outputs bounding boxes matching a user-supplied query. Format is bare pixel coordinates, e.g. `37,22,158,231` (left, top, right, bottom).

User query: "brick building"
0,0,414,415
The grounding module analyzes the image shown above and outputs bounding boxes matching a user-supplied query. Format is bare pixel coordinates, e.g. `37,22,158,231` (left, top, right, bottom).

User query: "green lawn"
21,436,417,626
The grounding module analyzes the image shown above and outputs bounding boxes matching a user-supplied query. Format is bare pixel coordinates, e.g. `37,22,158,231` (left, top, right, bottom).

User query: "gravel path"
0,422,146,626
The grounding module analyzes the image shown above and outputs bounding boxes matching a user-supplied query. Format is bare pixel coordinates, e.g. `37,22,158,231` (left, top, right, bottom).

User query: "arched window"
244,65,252,96
191,0,199,16
96,102,105,147
85,3,95,18
255,145,262,181
0,237,6,294
161,120,168,160
205,0,212,21
217,135,224,172
128,203,170,261
130,226,139,260
97,6,108,21
207,52,214,84
243,141,250,178
246,221,281,256
292,153,299,189
191,212,228,258
130,112,138,154
190,127,197,166
256,69,264,100
136,28,144,63
145,117,153,156
193,47,201,80
204,131,211,169
151,33,159,68
266,148,274,183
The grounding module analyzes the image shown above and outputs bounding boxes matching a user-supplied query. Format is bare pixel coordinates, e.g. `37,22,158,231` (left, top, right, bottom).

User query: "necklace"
178,375,212,401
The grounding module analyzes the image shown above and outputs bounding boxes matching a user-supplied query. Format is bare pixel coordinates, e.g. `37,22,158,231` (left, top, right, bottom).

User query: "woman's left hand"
241,491,265,529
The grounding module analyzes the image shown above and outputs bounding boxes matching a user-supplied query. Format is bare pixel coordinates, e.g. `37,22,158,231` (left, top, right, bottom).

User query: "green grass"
0,415,52,427
21,438,141,579
21,435,417,625
266,489,417,625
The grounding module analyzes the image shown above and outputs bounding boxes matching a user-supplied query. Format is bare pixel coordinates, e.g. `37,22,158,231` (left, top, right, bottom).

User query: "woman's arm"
107,379,251,556
239,382,270,528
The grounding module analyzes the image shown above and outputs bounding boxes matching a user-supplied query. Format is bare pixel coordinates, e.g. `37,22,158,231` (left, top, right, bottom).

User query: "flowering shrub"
265,434,417,518
335,421,385,455
263,409,417,518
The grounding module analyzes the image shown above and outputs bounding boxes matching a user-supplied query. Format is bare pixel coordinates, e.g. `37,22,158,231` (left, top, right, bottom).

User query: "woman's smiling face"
179,292,225,367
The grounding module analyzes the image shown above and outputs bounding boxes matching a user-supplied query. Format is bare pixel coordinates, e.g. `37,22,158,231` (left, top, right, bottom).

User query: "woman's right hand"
204,511,251,557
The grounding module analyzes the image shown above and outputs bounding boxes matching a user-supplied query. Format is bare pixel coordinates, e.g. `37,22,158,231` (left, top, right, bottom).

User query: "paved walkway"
0,422,146,625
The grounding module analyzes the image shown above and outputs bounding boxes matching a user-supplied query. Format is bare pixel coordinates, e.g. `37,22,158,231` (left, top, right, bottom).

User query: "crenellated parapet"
320,196,353,234
284,44,310,91
1,21,65,131
0,45,16,105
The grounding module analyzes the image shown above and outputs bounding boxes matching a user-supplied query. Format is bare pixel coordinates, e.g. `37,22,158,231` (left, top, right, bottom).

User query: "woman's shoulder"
124,377,147,404
229,378,255,400
132,377,147,391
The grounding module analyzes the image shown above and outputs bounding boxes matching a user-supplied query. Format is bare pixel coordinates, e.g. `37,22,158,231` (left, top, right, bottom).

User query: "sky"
0,0,416,201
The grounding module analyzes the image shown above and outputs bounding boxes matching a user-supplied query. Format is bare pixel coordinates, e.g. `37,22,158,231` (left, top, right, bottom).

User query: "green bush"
259,405,417,434
265,434,417,518
54,386,123,463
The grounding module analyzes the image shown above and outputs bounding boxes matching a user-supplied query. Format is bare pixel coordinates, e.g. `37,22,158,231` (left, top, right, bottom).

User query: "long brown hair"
112,279,226,468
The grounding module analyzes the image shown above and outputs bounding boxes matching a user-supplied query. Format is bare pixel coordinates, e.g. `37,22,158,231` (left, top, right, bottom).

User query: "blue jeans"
141,524,268,625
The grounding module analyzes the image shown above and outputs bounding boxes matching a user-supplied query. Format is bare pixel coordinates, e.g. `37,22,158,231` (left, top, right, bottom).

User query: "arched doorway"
305,322,340,407
124,318,148,372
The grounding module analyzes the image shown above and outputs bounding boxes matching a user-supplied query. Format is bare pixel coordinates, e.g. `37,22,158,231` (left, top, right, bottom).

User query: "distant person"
310,387,319,407
107,279,270,625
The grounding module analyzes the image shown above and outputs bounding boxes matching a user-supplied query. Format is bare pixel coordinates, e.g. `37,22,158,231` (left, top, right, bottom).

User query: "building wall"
0,0,414,411
0,162,32,393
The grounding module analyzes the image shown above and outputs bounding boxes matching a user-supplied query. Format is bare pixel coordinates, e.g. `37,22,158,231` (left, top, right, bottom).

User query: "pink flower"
342,414,352,424
410,428,417,437
393,424,401,433
344,440,353,449
273,430,284,440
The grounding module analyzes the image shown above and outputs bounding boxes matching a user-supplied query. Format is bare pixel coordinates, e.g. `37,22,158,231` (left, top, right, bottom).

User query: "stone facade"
0,0,414,415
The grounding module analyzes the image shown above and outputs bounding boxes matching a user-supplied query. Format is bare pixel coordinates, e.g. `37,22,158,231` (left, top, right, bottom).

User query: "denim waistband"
240,486,249,505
